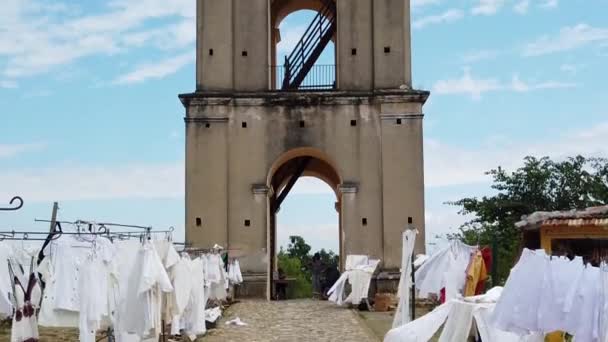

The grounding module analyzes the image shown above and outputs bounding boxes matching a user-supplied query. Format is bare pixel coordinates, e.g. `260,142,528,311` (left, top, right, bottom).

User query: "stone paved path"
201,300,379,342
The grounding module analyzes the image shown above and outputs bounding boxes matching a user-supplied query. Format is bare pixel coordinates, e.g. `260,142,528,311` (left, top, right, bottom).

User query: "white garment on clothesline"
327,256,380,306
0,244,13,319
492,248,608,341
393,229,417,328
414,240,476,299
385,288,544,342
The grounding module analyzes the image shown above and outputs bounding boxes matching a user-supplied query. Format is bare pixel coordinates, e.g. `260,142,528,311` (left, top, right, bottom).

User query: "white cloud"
540,0,558,9
114,52,194,84
433,68,579,100
510,74,577,92
277,24,308,55
0,162,184,202
425,120,608,187
433,68,502,100
514,0,530,14
0,143,47,159
0,0,195,81
523,24,608,56
413,9,464,30
461,49,500,63
472,0,506,15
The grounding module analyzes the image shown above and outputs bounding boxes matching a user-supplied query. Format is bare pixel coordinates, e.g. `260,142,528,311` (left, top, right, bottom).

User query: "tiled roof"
516,205,608,230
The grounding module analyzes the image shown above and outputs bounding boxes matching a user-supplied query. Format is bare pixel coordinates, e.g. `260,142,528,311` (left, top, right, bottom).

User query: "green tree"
277,250,313,298
318,248,339,269
286,235,312,262
277,236,341,298
450,156,608,284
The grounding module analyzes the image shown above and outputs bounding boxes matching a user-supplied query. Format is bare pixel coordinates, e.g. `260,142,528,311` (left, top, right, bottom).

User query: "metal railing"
273,64,335,91
281,0,336,90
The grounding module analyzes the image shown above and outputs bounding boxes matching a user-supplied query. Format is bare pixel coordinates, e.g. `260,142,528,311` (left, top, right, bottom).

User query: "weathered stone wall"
182,90,427,297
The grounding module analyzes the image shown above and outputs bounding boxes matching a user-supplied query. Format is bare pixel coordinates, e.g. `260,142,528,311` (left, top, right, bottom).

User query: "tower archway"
266,147,343,299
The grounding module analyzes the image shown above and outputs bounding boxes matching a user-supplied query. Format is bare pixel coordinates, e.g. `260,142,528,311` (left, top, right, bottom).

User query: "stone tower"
180,0,429,298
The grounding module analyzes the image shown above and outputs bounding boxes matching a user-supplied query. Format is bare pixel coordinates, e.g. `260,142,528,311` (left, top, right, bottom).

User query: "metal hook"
98,224,108,235
0,196,24,211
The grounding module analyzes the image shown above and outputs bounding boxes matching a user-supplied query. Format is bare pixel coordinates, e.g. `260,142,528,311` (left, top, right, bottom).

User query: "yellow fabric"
464,251,488,297
545,331,565,342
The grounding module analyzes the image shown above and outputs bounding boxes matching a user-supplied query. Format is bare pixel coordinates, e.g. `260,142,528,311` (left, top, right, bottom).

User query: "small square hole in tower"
196,217,202,227
242,121,247,128
351,48,357,56
384,46,391,53
205,123,211,128
242,50,248,57
209,49,214,56
299,120,305,128
396,118,402,125
350,119,357,127
362,218,368,226
244,219,251,227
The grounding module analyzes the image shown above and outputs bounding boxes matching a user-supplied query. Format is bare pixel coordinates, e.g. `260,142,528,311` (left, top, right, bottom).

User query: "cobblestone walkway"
201,299,379,342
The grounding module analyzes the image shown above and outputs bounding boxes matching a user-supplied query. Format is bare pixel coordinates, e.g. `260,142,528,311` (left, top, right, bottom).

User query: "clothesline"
1,231,244,342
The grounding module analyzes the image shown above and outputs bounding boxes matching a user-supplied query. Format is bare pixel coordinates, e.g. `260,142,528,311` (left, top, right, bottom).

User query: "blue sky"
1,0,607,255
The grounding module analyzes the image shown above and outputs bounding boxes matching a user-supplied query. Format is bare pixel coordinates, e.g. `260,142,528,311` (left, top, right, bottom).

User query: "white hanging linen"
491,248,608,340
385,287,544,342
0,243,13,319
78,252,117,342
180,257,207,338
392,229,417,328
414,240,476,299
327,256,380,306
9,257,41,342
600,263,608,342
114,240,173,341
169,256,207,338
38,235,116,330
492,249,548,335
537,255,583,334
384,301,452,342
228,260,244,285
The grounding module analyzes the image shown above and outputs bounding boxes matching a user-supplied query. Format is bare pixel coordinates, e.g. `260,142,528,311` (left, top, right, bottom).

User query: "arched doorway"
266,148,343,299
270,0,337,90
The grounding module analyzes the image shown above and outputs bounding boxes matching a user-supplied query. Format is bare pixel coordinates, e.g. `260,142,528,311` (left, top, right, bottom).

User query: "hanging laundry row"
0,226,244,342
385,287,545,342
492,248,608,341
414,240,492,302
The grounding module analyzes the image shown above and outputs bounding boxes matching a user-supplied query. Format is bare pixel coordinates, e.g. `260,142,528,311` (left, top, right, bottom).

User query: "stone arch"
267,146,341,198
266,147,344,299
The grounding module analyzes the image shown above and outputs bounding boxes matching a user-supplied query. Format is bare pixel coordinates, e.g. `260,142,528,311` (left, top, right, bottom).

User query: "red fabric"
475,247,493,295
440,288,446,303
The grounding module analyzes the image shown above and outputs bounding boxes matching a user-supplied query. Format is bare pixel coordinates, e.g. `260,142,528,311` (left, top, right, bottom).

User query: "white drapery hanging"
392,229,417,328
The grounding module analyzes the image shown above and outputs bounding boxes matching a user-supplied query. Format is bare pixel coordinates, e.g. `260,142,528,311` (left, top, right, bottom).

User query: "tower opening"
267,150,343,299
271,0,337,91
275,177,339,299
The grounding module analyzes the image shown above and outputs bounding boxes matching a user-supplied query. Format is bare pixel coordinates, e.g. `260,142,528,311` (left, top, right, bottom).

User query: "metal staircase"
281,0,336,90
